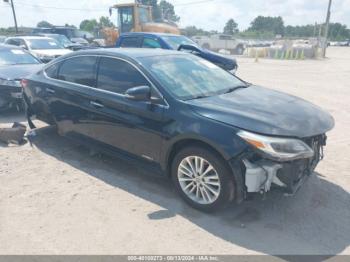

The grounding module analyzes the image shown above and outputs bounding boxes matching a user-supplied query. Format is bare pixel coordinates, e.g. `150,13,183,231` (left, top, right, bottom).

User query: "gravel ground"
0,47,349,256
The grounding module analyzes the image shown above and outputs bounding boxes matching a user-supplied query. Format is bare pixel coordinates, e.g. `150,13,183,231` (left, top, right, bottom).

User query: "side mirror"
178,44,202,53
125,86,151,101
20,45,28,50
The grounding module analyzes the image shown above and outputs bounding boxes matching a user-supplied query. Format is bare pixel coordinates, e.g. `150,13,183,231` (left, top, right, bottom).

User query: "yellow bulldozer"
101,0,180,46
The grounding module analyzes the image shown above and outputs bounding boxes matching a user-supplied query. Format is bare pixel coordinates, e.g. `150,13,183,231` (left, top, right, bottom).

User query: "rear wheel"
171,146,235,212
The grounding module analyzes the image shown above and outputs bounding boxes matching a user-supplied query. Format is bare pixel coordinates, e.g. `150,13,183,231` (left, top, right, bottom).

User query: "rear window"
142,38,162,49
58,56,97,87
120,37,141,48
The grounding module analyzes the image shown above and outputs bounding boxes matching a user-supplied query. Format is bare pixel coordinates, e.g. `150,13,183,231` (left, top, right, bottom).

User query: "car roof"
0,44,23,50
7,36,54,40
121,32,182,38
66,48,183,59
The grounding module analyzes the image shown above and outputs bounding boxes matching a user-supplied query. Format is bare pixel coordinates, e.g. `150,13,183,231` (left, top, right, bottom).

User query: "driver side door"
87,56,166,163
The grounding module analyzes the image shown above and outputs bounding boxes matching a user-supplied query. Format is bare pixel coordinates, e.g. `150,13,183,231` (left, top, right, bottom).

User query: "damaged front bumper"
0,84,23,110
241,134,326,195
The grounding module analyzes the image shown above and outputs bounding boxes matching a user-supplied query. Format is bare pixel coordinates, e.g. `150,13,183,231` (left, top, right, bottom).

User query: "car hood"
200,48,237,70
31,49,72,56
0,64,43,80
187,85,334,138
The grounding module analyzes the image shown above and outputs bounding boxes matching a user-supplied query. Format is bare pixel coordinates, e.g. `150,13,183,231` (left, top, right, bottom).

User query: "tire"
171,146,235,212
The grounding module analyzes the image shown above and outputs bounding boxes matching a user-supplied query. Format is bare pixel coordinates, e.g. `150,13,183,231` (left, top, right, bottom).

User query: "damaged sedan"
22,49,334,212
0,44,43,111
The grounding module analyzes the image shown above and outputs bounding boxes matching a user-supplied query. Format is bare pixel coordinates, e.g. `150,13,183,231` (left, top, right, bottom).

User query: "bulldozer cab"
111,2,153,34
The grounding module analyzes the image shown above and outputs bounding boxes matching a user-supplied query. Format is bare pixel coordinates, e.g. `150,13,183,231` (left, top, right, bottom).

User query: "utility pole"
323,0,332,58
3,0,18,33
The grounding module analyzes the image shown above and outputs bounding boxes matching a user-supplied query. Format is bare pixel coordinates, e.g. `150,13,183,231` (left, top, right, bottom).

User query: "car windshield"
0,49,40,66
140,54,246,100
27,39,63,50
162,35,199,50
54,35,72,46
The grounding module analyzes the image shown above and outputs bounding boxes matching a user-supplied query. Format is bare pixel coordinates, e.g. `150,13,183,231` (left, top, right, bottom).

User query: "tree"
65,24,77,29
159,0,180,22
80,19,98,32
181,26,211,37
140,0,161,20
37,21,52,28
99,16,115,28
140,0,179,22
223,19,238,35
249,16,284,36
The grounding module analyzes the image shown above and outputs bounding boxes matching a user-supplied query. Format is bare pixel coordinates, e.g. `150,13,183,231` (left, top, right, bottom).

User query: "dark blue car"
23,49,334,212
116,32,238,73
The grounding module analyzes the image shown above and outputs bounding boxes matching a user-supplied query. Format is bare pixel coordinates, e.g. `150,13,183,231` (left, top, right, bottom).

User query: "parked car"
193,34,246,55
23,49,334,212
32,27,90,46
0,44,43,111
116,32,238,73
35,34,87,51
0,36,6,44
5,36,72,63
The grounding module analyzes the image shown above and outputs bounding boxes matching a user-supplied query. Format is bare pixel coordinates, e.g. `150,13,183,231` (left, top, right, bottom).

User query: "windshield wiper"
185,94,212,101
222,84,250,94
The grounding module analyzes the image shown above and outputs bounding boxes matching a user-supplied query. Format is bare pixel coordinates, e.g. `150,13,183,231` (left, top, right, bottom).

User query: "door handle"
90,101,104,109
46,88,55,94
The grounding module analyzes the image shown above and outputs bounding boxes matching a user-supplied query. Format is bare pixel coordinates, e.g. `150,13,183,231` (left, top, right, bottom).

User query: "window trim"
43,54,169,107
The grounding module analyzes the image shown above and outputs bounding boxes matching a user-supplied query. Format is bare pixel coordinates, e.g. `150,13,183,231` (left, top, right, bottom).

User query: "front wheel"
171,146,235,212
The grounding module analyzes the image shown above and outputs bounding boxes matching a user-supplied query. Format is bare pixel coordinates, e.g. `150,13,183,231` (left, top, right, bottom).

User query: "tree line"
184,16,350,41
1,0,349,41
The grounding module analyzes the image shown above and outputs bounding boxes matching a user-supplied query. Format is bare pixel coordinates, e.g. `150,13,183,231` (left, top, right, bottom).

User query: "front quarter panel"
160,101,248,170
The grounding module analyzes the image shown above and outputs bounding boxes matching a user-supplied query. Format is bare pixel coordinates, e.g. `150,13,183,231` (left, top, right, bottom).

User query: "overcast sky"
1,0,349,31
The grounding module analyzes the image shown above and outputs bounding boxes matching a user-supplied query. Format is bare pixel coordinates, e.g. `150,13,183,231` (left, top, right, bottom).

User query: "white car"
5,36,72,63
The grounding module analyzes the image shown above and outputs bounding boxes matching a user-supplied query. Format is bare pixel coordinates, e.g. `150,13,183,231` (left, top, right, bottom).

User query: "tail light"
21,79,28,88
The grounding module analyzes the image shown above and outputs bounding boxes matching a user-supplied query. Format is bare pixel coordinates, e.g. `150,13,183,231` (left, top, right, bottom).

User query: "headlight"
0,79,21,87
237,130,314,161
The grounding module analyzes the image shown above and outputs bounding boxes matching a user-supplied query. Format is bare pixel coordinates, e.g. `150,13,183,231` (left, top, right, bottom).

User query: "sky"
1,0,350,31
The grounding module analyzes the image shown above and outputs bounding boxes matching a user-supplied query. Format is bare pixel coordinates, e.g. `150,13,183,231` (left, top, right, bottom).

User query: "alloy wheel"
177,156,221,205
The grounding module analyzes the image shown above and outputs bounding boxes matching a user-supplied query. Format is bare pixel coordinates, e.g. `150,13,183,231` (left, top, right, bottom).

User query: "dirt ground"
0,47,349,256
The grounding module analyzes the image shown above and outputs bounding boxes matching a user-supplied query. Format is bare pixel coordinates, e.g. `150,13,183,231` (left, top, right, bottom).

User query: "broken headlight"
237,130,314,161
0,79,21,87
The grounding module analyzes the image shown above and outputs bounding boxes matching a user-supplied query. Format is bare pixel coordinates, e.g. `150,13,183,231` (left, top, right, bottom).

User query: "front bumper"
242,134,326,195
0,85,23,109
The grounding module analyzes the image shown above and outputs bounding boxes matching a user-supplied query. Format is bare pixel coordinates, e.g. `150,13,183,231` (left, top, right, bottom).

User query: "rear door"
43,55,100,138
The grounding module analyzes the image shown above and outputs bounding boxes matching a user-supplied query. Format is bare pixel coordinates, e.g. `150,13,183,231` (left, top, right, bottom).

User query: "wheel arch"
164,136,231,177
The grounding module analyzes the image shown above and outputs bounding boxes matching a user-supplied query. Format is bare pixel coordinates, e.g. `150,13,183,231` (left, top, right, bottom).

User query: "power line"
14,0,107,12
12,0,223,12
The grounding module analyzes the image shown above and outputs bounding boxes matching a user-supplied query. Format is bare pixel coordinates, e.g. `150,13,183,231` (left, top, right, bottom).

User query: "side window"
120,37,141,48
45,63,61,79
58,56,97,87
97,57,148,94
142,38,162,49
7,39,20,46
